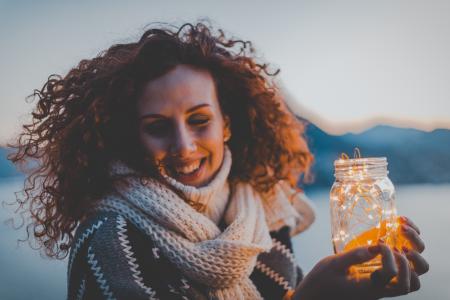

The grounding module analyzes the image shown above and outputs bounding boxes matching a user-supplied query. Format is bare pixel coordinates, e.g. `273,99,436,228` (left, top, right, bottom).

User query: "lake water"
1,177,448,299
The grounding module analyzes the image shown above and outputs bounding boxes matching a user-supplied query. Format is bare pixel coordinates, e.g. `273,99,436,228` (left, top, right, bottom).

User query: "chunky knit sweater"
67,211,303,300
67,149,314,299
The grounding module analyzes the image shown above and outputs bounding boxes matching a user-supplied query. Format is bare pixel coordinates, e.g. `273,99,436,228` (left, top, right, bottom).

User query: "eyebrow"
140,103,211,120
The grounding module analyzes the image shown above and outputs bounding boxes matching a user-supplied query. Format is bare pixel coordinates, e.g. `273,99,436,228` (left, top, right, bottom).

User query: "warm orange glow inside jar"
330,156,398,275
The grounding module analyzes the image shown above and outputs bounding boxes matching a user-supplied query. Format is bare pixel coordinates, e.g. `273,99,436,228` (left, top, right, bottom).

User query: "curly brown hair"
8,22,313,259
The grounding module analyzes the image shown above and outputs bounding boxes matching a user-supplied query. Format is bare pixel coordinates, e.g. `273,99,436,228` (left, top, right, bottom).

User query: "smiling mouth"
166,158,206,179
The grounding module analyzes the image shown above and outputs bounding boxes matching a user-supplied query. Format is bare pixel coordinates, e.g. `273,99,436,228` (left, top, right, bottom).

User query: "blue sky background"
1,0,450,145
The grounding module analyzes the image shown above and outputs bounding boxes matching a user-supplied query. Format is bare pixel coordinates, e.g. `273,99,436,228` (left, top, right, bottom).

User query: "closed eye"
189,115,210,126
143,120,170,136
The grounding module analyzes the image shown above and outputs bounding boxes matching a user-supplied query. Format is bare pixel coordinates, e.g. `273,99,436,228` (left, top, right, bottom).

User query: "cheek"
139,132,166,160
210,143,224,169
199,128,225,168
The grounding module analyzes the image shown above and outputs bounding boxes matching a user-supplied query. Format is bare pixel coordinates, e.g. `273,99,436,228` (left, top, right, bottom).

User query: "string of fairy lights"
330,148,400,274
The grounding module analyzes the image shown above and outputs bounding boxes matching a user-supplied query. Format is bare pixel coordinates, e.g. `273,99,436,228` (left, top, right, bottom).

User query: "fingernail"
394,247,399,253
368,245,380,254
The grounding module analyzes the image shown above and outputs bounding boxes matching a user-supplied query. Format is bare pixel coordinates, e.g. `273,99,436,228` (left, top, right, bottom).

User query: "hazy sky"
1,0,449,144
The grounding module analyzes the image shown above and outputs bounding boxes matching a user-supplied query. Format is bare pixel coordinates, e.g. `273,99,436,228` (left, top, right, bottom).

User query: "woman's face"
137,64,229,187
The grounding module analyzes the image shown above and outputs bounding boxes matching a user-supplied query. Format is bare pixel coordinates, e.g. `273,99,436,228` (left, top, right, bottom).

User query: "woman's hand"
396,216,429,279
292,216,429,300
293,244,413,300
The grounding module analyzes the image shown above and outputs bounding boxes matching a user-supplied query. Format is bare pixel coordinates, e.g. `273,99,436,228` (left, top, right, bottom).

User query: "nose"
169,123,197,158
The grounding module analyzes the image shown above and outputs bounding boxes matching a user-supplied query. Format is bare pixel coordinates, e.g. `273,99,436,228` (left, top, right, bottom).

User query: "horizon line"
1,118,449,148
306,117,450,136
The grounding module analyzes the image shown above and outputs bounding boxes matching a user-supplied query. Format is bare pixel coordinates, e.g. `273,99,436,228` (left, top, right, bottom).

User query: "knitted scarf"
93,147,314,300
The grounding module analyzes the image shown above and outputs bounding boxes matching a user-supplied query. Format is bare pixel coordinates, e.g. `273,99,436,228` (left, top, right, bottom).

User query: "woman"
10,23,428,299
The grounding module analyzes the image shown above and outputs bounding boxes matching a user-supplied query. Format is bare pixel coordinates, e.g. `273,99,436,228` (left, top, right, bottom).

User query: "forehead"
137,65,219,116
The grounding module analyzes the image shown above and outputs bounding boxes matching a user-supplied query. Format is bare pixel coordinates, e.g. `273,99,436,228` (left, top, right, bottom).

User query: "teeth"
174,160,201,175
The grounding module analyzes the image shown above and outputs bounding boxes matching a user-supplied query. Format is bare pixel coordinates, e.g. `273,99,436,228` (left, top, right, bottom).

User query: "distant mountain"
2,124,450,187
304,123,450,189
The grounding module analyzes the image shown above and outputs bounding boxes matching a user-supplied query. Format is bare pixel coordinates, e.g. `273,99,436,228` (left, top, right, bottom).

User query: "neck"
162,146,232,224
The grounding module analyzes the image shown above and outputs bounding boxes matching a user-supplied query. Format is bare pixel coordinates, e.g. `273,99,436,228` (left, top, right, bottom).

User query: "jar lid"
334,157,387,168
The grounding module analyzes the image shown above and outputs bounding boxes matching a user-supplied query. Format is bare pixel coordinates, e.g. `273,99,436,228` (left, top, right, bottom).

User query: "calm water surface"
1,178,448,299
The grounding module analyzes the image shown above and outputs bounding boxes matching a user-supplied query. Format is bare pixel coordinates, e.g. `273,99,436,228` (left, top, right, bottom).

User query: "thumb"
335,245,380,270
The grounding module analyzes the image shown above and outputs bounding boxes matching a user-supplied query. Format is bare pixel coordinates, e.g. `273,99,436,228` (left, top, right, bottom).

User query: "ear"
223,115,231,142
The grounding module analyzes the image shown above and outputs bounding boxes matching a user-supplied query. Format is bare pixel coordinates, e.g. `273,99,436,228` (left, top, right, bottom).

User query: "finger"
370,269,388,287
403,247,430,275
401,224,425,253
392,248,410,294
349,276,383,299
399,216,420,234
375,243,398,285
380,269,418,298
410,271,421,292
336,245,380,270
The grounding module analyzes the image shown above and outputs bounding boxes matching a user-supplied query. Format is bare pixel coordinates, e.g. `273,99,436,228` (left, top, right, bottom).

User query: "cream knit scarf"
94,147,315,300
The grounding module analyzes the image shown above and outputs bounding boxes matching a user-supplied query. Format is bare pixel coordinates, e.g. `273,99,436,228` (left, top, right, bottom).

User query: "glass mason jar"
330,157,398,275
